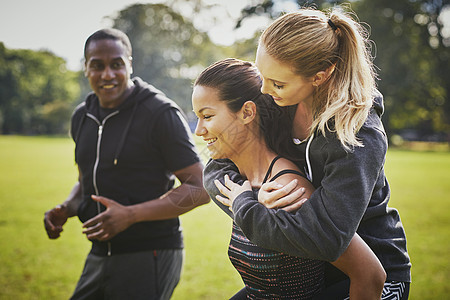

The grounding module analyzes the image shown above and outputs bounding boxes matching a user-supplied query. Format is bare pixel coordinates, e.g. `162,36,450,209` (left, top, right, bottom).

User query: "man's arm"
82,161,210,241
131,161,210,221
44,180,82,239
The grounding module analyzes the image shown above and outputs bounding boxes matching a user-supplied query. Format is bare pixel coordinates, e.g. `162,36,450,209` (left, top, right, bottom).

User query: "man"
43,28,210,300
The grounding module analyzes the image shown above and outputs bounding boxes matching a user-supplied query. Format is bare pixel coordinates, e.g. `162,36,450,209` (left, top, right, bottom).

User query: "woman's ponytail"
314,9,376,149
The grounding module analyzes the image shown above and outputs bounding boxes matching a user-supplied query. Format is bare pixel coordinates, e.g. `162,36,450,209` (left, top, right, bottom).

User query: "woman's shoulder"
269,156,315,194
270,157,306,183
274,157,301,172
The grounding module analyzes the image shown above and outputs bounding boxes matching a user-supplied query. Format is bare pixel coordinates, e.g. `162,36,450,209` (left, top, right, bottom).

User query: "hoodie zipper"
86,111,119,256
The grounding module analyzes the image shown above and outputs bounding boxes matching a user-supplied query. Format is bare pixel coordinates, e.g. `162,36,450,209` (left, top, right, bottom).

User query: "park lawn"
0,135,448,299
384,149,450,299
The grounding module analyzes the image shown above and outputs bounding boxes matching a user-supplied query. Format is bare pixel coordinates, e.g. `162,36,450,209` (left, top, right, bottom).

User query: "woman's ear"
240,101,257,124
312,71,327,87
313,64,336,86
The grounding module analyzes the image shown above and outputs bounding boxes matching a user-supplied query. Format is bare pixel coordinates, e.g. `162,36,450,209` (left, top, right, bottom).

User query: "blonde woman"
206,7,411,300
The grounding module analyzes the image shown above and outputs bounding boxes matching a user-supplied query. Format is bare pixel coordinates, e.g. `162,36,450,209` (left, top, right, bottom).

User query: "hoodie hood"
73,77,164,166
372,89,385,118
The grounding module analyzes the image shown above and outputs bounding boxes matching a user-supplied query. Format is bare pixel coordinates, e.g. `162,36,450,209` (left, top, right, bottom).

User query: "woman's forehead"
256,46,295,82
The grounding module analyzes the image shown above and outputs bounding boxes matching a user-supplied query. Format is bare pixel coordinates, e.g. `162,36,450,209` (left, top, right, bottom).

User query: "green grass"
0,136,448,299
384,149,450,299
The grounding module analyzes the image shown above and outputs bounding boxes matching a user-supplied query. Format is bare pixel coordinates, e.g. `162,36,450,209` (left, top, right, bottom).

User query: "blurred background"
0,0,449,144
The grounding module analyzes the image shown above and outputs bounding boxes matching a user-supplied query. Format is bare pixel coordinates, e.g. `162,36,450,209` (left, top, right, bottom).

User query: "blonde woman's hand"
258,179,308,212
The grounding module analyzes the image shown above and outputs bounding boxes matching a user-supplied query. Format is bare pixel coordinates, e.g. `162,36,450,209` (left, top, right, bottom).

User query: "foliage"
228,32,261,62
352,0,450,137
0,135,449,299
0,43,80,135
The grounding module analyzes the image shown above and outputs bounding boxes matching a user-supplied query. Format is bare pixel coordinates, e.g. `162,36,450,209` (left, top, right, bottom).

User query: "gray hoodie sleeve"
230,114,388,261
203,158,245,218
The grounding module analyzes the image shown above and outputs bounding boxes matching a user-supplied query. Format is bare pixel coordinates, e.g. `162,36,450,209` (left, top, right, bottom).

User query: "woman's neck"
231,137,277,187
292,102,313,141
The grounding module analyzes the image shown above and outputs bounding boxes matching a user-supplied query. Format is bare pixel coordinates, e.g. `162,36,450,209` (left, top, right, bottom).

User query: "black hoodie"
71,77,199,255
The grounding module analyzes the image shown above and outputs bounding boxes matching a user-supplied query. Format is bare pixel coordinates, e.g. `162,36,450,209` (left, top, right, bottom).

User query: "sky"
0,0,290,71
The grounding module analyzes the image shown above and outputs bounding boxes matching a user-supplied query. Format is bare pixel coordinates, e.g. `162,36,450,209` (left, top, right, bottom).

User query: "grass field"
0,135,449,299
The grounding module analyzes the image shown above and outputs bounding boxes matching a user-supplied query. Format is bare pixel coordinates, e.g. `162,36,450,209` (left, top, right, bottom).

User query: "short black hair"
84,28,132,59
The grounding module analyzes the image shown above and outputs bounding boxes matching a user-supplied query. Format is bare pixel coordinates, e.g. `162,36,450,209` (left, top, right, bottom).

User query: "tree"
108,3,227,113
0,43,80,134
353,0,449,139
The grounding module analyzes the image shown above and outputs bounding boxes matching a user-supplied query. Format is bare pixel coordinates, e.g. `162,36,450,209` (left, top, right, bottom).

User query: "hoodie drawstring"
305,133,314,183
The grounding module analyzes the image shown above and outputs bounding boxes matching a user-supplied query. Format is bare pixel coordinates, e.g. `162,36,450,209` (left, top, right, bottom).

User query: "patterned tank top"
228,156,325,299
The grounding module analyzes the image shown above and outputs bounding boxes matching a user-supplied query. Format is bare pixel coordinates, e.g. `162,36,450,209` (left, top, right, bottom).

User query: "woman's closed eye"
273,82,284,89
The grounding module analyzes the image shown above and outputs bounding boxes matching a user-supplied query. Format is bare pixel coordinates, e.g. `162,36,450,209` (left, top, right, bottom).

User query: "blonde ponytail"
260,7,376,150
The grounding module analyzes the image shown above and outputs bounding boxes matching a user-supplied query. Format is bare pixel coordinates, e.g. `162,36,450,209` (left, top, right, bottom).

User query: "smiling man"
43,28,210,299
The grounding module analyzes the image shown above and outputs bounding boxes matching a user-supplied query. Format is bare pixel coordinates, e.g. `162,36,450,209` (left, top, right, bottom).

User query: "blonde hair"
260,7,376,149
